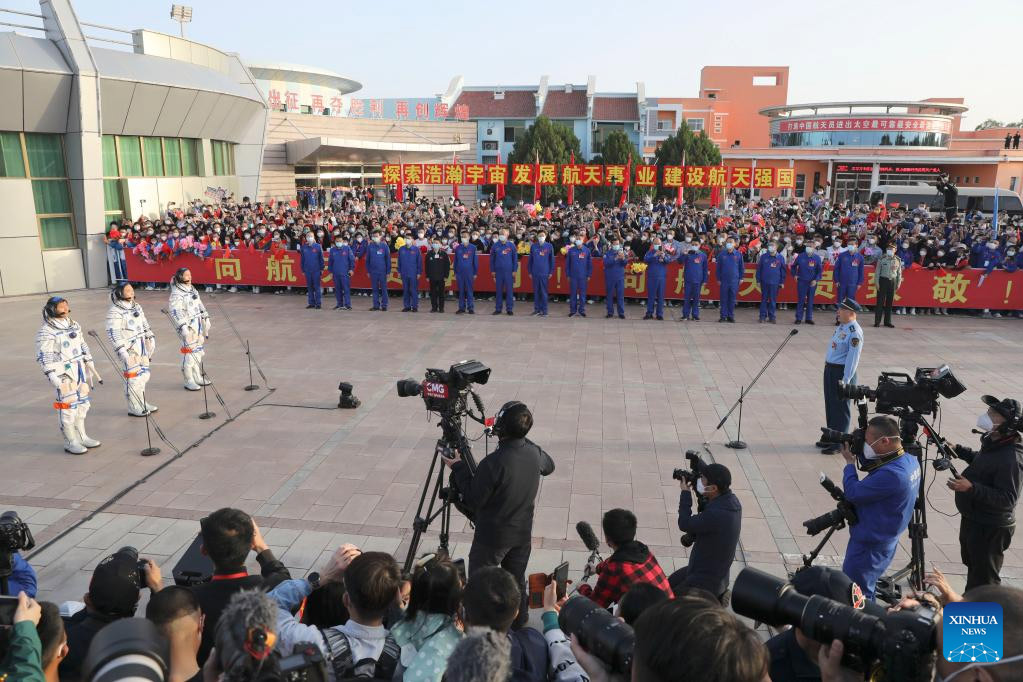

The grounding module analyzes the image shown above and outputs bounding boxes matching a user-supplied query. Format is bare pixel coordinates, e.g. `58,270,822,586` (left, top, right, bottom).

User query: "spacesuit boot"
182,362,201,391
126,381,149,416
76,418,101,448
191,362,212,386
61,408,87,454
144,400,159,413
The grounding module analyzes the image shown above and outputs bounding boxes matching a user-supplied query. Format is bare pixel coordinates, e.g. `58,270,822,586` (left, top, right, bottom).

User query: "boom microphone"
576,521,600,552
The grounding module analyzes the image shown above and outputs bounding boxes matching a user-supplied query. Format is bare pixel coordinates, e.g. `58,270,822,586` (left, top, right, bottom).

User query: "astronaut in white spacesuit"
168,267,212,391
105,283,158,416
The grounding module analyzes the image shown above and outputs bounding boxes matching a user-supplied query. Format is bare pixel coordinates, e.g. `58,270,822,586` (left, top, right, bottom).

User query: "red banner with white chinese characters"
125,251,1023,310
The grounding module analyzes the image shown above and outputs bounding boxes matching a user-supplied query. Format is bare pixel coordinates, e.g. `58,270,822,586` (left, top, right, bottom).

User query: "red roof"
541,90,588,118
450,90,536,119
593,97,639,121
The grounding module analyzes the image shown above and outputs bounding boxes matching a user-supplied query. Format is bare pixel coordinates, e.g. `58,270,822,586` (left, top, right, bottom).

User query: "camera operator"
442,401,554,628
949,395,1023,590
839,415,920,601
3,550,37,598
668,463,741,603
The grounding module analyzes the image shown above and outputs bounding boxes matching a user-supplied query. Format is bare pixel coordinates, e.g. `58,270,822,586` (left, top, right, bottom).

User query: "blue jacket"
454,243,478,276
490,241,518,274
397,245,423,278
843,455,920,546
834,250,864,286
327,245,355,275
756,252,787,286
791,251,823,281
603,249,628,280
980,246,1004,275
680,251,709,284
896,247,914,268
529,242,555,279
716,249,744,285
644,248,671,279
678,490,742,596
565,245,592,280
6,553,37,598
299,242,324,273
364,241,391,275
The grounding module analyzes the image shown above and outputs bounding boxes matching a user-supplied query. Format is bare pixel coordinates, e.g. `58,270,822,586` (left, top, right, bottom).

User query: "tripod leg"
403,440,448,573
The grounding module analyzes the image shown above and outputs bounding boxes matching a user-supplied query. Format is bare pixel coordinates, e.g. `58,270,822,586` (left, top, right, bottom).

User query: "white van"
868,183,1023,217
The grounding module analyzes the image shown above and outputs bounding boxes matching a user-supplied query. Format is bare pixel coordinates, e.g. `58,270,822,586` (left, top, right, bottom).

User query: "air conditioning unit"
486,128,493,136
494,90,505,100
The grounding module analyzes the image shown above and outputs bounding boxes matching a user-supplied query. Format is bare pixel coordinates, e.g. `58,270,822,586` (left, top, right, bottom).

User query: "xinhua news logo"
943,602,1003,663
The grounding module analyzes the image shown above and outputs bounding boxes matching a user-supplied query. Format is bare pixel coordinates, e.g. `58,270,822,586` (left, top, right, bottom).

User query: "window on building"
103,178,126,224
101,135,118,177
713,116,723,134
24,133,65,177
481,155,498,164
211,140,236,176
32,179,75,249
481,140,498,151
686,118,704,133
142,137,164,176
1011,177,1018,192
0,131,26,177
181,138,200,176
504,123,526,143
780,188,790,198
963,177,969,184
975,176,980,184
795,173,806,197
753,75,778,86
163,138,182,176
118,136,143,176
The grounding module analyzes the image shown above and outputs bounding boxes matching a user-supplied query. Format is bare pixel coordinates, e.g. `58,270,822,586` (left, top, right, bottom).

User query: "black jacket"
59,610,119,681
678,490,742,596
425,250,451,281
451,437,554,547
955,435,1023,527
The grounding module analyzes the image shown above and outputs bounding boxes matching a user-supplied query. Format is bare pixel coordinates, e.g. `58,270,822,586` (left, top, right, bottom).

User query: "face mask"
613,244,622,251
863,437,886,460
988,242,999,250
902,242,910,249
725,242,735,250
461,237,469,244
848,244,858,251
432,243,441,250
538,235,546,243
684,236,692,243
653,244,661,250
574,239,583,246
306,235,315,243
937,250,945,257
316,232,324,238
718,237,725,244
356,236,363,242
977,412,995,432
1009,250,1017,256
768,245,777,254
696,479,706,494
417,232,424,238
372,236,381,243
886,249,895,256
919,249,927,256
869,238,876,244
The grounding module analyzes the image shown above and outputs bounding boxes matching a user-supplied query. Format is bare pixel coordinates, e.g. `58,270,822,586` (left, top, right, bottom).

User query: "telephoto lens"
558,595,635,675
82,617,169,682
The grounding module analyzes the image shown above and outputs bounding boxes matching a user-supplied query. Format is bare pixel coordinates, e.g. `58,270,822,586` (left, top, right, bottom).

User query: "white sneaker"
228,286,238,293
253,286,261,294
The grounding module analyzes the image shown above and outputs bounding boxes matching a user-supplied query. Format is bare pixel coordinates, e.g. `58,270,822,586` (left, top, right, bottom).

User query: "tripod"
715,329,799,449
799,519,846,572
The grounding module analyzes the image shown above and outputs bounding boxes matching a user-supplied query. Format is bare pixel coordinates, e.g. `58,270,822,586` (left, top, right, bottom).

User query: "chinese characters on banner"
125,251,1023,310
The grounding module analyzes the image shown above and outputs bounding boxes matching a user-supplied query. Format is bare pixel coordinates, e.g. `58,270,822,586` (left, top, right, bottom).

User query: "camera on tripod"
839,365,965,416
672,450,707,548
803,474,858,536
396,359,490,414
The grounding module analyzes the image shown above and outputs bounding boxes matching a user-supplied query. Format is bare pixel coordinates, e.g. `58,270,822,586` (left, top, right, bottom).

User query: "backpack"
321,628,400,680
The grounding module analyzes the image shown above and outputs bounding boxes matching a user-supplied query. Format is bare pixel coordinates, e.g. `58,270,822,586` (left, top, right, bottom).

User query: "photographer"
839,415,920,601
950,395,1023,590
668,463,741,603
443,401,554,628
4,550,37,598
577,509,673,608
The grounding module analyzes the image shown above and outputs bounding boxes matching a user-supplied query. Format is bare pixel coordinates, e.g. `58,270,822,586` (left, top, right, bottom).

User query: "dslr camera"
733,567,938,682
0,511,35,554
397,359,490,414
802,474,858,536
672,450,707,547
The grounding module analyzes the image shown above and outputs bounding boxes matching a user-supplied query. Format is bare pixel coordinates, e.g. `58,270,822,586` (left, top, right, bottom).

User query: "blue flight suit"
842,454,920,600
834,250,865,313
364,241,391,310
603,248,627,317
397,245,423,310
529,241,555,314
896,246,914,269
566,245,593,315
716,249,744,321
824,319,864,433
679,250,709,320
756,252,787,321
453,243,478,312
299,241,324,307
980,246,1004,276
491,241,518,313
644,248,670,318
327,244,355,308
791,250,823,322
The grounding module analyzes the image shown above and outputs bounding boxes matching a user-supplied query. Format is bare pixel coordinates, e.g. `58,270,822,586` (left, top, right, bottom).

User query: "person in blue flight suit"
454,230,478,314
840,414,920,600
756,242,787,323
490,228,518,315
833,240,864,325
716,237,743,323
643,237,670,320
679,245,709,321
364,230,391,311
299,232,324,309
603,235,628,319
327,236,355,310
397,239,423,312
529,230,555,316
566,234,593,317
791,244,823,325
819,298,864,455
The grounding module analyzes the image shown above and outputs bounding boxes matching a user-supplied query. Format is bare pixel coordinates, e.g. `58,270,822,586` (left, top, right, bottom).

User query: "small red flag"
567,152,575,205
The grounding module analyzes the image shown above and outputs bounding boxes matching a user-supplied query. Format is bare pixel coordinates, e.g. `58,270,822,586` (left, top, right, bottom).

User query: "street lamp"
170,5,192,38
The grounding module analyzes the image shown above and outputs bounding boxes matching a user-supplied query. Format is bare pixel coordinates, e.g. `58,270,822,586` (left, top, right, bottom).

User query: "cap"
89,548,142,617
790,566,865,610
981,395,1021,422
840,298,862,313
702,463,731,491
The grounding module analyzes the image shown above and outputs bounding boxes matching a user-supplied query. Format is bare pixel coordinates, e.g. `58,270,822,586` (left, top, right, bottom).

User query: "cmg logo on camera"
942,602,1003,663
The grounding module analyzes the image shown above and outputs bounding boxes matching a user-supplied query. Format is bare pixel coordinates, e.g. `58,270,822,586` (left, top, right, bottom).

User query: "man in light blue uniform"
643,237,670,320
490,230,517,315
566,235,592,317
791,245,823,325
327,237,355,310
833,242,864,324
716,237,743,323
397,240,423,312
454,231,478,314
364,231,391,311
529,231,554,316
820,298,864,455
603,236,627,319
756,243,787,323
299,233,324,309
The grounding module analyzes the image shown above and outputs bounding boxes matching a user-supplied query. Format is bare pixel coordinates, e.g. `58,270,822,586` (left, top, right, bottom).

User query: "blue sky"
9,0,1021,127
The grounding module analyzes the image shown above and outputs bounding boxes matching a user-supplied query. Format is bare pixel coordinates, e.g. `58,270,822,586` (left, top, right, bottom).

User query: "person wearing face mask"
603,237,628,319
300,232,325,309
668,463,741,603
528,231,554,316
755,242,786,324
364,230,391,311
397,237,423,312
716,237,743,323
832,241,864,325
565,234,592,318
820,299,864,455
490,229,517,315
36,296,103,454
328,237,355,310
949,395,1023,590
872,245,903,328
838,415,920,601
453,232,478,315
791,240,823,325
169,267,212,392
425,239,451,313
105,283,158,417
643,237,670,320
678,243,708,321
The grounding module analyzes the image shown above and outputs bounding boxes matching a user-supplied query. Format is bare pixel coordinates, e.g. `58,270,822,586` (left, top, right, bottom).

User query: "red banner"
126,251,1023,310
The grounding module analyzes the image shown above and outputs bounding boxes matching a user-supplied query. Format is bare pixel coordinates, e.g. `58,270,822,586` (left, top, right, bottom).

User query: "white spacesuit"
168,268,212,391
105,285,158,416
35,297,103,454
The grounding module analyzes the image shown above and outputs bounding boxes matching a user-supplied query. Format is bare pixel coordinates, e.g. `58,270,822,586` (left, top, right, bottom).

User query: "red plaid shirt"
578,541,674,608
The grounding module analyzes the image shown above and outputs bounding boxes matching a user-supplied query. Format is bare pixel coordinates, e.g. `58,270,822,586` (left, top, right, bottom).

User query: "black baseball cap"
981,395,1021,422
88,548,142,617
702,463,731,491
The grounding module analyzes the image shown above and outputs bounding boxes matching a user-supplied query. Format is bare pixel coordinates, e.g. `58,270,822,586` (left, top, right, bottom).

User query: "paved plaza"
2,288,1021,605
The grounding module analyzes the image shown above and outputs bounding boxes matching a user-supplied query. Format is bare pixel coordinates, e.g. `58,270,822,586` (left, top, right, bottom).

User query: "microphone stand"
161,308,228,420
208,293,273,390
715,329,799,449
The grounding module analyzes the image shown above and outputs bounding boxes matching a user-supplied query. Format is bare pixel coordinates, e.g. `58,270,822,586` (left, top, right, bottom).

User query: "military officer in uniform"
820,298,864,455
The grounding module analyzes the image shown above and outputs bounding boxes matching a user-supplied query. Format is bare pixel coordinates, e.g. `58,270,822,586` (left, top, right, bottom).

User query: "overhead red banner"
125,251,1023,310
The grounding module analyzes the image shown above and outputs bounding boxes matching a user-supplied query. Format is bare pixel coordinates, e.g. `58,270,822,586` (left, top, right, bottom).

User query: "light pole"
170,5,192,38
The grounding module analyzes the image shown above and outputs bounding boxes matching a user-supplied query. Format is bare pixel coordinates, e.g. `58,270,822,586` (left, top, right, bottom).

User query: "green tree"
508,115,582,202
975,118,1005,131
591,130,642,204
654,123,722,202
